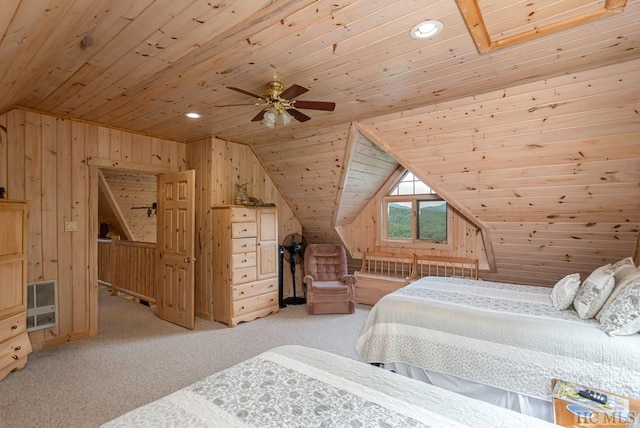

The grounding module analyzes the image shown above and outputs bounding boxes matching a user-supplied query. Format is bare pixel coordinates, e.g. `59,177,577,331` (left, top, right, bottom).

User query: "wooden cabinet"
212,206,278,326
0,200,32,382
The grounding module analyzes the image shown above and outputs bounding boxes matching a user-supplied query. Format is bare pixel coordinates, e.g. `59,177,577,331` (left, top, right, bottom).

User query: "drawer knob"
242,274,247,278
242,244,247,248
11,324,18,330
242,229,247,232
12,355,18,360
14,346,21,351
240,291,244,295
242,259,247,263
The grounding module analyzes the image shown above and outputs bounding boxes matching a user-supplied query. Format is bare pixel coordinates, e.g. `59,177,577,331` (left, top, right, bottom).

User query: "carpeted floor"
0,287,371,427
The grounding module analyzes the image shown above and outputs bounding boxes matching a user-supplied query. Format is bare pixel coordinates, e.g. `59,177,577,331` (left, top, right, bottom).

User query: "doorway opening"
96,169,158,309
88,164,197,334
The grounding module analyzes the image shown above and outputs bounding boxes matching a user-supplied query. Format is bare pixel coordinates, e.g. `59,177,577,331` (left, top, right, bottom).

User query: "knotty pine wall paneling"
99,170,158,243
253,126,351,244
186,138,214,321
337,188,488,268
0,108,186,349
0,114,6,189
360,59,640,286
187,137,302,321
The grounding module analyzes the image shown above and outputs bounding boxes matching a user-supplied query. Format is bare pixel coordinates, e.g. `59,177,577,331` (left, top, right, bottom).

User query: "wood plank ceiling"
1,0,637,145
1,0,639,285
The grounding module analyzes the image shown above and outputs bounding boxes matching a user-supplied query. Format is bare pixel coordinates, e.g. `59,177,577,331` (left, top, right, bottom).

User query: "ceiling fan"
217,81,336,126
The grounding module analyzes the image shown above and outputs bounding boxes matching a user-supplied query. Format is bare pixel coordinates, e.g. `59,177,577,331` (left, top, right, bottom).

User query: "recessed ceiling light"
410,20,443,40
184,112,201,119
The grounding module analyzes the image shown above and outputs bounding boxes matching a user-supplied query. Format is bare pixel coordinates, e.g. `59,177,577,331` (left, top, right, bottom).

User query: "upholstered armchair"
303,244,356,315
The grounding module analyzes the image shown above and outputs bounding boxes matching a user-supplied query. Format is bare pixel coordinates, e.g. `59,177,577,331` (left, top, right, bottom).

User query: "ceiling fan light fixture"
184,112,202,119
262,107,294,129
262,108,277,128
410,20,443,39
281,110,293,126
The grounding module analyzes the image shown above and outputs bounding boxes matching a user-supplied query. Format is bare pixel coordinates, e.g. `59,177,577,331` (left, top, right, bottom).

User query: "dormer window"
380,171,450,246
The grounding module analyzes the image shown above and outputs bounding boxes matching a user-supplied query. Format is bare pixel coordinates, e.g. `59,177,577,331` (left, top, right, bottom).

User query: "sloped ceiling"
334,124,400,227
1,1,638,145
359,59,640,285
1,0,639,285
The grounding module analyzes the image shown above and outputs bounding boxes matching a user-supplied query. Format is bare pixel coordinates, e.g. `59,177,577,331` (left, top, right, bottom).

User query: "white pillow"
595,265,640,321
573,264,615,319
599,276,640,336
611,256,636,273
550,273,581,310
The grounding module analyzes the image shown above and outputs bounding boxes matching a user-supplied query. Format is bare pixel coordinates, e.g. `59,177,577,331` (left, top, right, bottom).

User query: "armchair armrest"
342,274,357,286
303,275,315,287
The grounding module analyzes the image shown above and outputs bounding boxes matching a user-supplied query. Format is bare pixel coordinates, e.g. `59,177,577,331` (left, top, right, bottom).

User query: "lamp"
262,107,278,128
281,109,293,126
261,106,294,128
410,20,443,39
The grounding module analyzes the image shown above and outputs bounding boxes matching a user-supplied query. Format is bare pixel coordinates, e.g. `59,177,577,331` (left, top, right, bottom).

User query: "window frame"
378,193,453,250
376,169,454,251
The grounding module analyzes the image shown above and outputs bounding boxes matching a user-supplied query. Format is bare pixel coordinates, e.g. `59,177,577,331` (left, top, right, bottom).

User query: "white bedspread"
102,345,556,427
356,277,640,402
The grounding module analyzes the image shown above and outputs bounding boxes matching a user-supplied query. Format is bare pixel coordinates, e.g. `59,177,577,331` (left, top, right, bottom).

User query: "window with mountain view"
383,172,448,244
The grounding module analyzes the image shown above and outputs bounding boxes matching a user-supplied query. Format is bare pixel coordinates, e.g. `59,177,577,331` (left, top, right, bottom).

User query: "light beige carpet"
0,287,371,427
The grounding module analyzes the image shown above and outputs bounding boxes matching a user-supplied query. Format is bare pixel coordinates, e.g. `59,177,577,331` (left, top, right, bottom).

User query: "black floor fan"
281,233,307,305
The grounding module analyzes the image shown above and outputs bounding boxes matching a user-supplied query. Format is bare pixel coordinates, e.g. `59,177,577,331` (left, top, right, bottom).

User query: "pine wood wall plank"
55,117,73,338
7,110,25,199
25,111,43,282
0,114,7,189
71,121,89,332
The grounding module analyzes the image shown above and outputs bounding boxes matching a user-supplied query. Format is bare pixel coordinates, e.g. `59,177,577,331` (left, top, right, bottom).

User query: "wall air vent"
27,280,57,332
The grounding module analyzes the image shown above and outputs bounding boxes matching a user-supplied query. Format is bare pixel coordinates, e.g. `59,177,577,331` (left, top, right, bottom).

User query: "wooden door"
257,208,278,279
156,170,196,329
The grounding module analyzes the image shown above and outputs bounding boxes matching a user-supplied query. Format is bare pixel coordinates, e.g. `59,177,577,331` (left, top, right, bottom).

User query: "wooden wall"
186,137,302,320
337,193,488,268
0,108,186,348
360,59,640,286
99,170,158,243
253,126,351,244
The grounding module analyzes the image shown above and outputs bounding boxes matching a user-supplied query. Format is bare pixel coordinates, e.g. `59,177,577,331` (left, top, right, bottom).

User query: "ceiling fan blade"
292,100,336,111
280,84,309,100
227,86,264,100
287,109,311,122
251,110,266,122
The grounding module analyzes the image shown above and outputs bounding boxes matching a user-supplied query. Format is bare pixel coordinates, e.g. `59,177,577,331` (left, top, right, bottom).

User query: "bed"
355,276,640,421
102,345,556,427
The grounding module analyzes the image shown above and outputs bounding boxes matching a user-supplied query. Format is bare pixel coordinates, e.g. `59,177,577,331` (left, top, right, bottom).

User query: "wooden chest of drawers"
0,200,32,382
212,206,278,326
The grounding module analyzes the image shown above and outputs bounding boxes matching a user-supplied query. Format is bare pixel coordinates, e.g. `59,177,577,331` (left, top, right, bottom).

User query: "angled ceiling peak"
333,123,400,227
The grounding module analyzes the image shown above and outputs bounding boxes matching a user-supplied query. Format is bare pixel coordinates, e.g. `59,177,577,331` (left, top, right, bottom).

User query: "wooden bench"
354,252,416,305
412,255,479,281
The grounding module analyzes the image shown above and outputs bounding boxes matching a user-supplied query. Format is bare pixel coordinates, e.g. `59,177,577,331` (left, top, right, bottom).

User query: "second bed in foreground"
102,344,555,427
